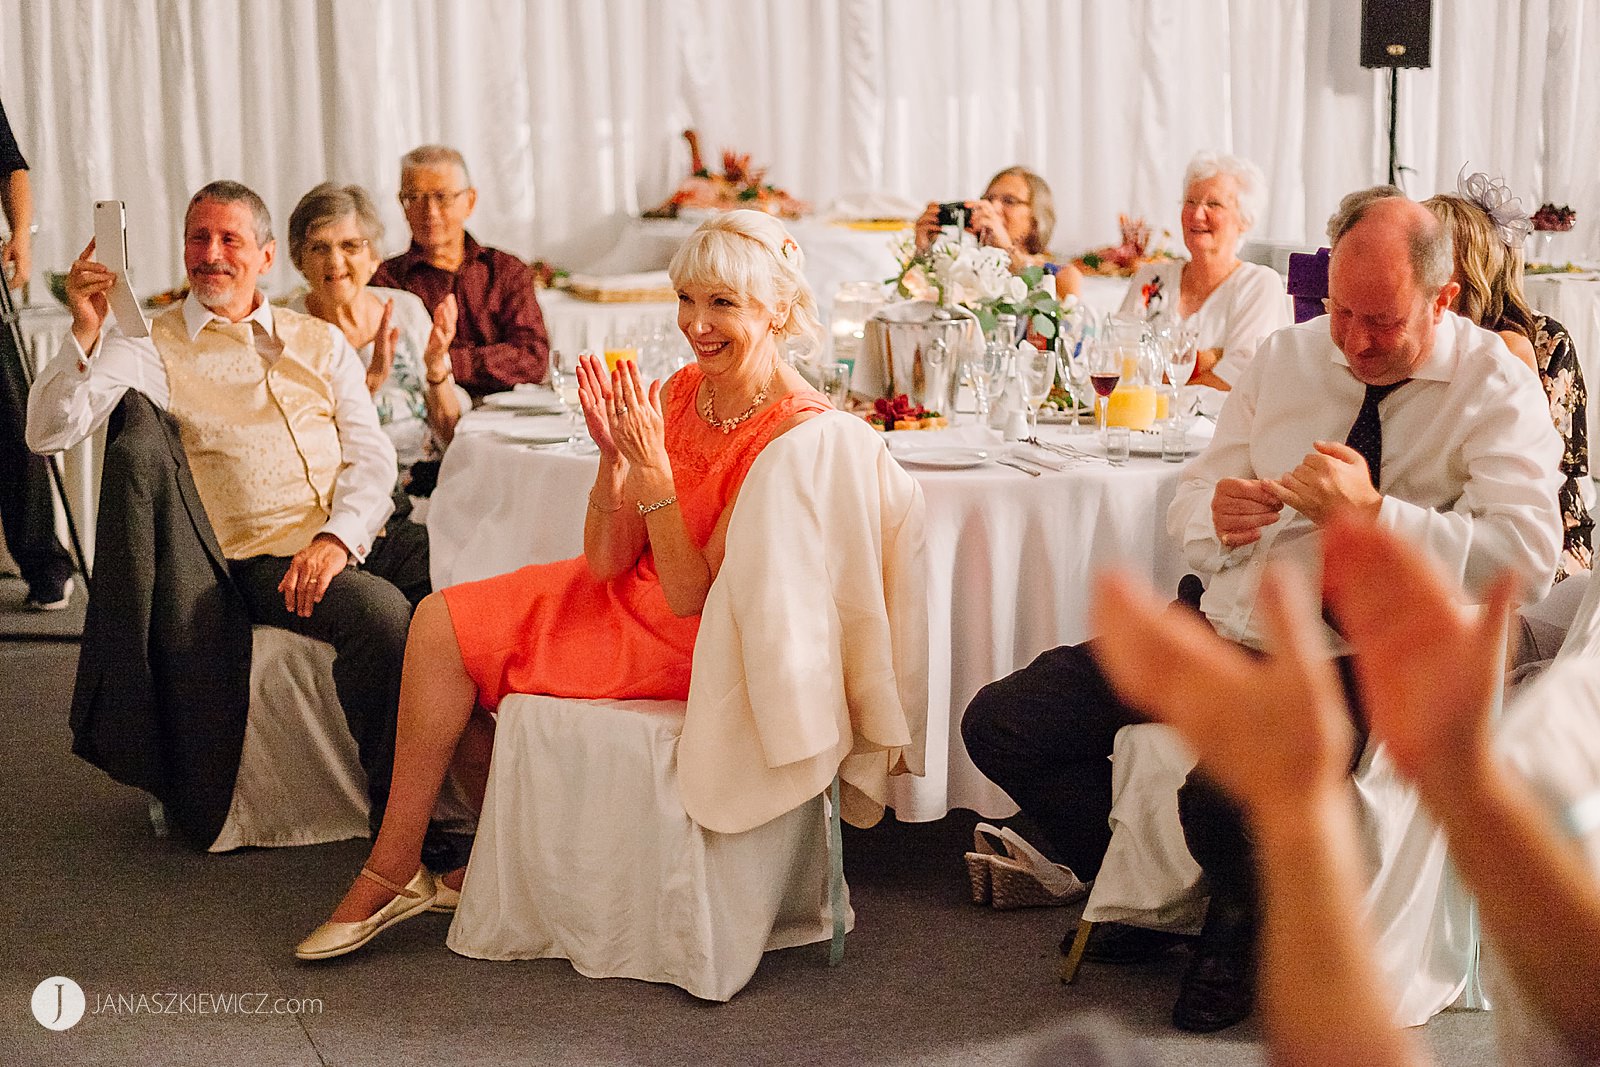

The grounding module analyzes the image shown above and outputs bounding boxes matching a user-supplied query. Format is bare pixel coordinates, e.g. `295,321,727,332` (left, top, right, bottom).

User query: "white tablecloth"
428,408,1187,821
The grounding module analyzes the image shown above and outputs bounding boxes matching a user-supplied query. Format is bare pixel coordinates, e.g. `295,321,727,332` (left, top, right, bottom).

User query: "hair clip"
779,236,799,261
1457,166,1532,249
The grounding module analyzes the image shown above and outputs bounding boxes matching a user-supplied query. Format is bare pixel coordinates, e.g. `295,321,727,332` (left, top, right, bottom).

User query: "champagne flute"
1059,314,1093,434
1019,343,1060,438
1164,323,1199,426
550,348,584,447
1088,339,1121,440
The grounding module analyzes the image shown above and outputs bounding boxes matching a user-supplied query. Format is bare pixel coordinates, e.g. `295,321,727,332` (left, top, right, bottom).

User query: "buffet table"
428,405,1189,821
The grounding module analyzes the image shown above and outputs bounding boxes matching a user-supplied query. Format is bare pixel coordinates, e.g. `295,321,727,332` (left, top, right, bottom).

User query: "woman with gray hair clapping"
287,182,460,487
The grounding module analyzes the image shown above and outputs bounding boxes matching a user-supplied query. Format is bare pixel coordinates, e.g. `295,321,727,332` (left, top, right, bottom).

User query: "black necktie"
1344,381,1407,489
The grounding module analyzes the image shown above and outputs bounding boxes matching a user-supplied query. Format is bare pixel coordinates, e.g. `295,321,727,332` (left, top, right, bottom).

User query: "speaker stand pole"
1386,66,1400,187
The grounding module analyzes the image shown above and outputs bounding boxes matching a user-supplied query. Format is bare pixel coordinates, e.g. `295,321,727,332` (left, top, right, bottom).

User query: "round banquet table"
428,404,1189,821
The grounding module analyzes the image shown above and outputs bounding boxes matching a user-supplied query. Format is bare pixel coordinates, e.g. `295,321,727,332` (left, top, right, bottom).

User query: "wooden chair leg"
1060,918,1094,984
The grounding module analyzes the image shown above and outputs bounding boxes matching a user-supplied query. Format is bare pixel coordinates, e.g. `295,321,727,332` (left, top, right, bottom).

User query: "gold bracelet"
636,494,678,517
425,366,452,386
587,491,624,513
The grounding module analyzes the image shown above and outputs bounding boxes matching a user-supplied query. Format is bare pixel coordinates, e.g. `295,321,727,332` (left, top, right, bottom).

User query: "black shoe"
1172,896,1257,1033
25,575,74,612
1068,922,1194,963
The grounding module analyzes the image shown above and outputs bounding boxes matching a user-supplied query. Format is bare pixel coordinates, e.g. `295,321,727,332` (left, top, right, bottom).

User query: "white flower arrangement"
887,235,1058,336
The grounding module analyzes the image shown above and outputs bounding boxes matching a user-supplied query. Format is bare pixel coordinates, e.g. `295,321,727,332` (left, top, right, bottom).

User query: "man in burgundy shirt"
372,145,548,397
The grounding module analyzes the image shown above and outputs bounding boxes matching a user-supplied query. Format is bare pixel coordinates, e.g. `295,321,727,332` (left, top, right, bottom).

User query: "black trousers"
962,635,1365,898
0,325,72,593
230,517,470,872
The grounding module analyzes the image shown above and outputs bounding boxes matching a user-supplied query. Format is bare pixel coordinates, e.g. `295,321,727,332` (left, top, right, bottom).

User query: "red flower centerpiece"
868,394,946,431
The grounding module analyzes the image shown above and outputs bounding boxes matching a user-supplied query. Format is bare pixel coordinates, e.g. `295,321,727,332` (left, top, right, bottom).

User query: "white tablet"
93,199,150,338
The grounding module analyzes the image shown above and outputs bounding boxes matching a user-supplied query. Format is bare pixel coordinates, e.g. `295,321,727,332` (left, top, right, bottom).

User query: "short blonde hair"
667,210,821,344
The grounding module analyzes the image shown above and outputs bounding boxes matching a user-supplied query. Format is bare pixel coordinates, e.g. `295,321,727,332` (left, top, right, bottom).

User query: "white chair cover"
1082,721,1478,1027
445,411,924,999
446,696,846,1002
208,628,369,851
208,627,473,852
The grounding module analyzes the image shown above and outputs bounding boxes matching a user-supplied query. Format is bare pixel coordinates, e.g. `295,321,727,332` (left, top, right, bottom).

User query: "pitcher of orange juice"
1099,316,1162,430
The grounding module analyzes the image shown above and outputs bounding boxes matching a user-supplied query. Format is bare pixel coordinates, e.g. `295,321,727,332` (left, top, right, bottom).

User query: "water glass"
1160,420,1188,463
1105,425,1131,466
820,361,852,410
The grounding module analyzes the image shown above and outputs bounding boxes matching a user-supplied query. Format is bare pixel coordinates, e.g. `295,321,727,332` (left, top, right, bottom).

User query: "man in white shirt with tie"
29,181,463,871
962,187,1563,1033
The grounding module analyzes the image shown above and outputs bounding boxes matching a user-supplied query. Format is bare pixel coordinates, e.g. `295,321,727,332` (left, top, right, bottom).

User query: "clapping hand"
365,298,398,397
422,293,458,383
1090,564,1356,828
576,353,622,461
1322,516,1514,794
607,359,668,474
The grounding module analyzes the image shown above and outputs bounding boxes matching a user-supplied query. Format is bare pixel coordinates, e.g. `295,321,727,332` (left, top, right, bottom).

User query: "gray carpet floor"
0,639,1499,1066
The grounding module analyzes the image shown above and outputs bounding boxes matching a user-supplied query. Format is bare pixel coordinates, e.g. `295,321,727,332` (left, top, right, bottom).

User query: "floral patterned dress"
1530,314,1592,580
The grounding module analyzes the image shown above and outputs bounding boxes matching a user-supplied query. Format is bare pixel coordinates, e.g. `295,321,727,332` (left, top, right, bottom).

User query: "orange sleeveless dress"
443,364,830,710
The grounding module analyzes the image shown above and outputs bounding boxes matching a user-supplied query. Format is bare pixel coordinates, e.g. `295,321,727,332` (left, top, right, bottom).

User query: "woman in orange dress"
296,210,831,960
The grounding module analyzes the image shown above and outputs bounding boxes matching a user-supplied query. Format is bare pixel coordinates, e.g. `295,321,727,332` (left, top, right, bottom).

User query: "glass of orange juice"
604,326,639,375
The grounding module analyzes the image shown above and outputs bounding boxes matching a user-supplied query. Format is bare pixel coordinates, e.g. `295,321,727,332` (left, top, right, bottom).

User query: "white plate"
494,422,573,445
894,447,993,470
483,390,566,413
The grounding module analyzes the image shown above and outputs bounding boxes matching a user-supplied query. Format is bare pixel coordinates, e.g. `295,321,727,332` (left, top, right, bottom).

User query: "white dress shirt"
1168,310,1564,648
26,292,396,561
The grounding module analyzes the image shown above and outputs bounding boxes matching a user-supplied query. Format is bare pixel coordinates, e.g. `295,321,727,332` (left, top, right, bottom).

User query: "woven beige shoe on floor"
988,827,1088,910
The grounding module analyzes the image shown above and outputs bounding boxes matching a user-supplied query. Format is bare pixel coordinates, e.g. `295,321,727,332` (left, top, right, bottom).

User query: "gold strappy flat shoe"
294,867,437,961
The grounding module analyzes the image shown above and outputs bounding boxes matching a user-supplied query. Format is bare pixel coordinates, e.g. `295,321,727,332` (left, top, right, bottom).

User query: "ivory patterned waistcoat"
152,305,342,559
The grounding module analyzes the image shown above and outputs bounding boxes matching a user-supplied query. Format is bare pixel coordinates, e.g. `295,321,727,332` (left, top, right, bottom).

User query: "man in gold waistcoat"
30,181,462,870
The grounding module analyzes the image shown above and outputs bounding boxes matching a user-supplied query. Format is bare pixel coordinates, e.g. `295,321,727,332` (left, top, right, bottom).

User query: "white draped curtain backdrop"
3,0,1600,295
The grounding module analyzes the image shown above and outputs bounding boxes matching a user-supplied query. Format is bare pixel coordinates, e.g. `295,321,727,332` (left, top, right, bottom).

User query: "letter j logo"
31,976,86,1030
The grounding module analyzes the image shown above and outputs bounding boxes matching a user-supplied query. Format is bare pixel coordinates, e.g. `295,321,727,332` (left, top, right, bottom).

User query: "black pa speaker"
1361,0,1432,69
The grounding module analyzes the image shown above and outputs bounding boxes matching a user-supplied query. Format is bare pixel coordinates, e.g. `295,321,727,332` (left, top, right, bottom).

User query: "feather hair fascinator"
1457,166,1533,248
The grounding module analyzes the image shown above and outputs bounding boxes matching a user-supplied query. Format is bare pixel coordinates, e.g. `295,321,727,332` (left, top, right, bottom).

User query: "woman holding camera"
915,166,1082,299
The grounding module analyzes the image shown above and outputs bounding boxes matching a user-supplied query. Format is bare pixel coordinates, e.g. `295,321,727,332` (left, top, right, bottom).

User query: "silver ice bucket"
859,300,978,417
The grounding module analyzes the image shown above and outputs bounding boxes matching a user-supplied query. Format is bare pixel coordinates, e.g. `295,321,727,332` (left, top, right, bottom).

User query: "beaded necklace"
702,363,779,435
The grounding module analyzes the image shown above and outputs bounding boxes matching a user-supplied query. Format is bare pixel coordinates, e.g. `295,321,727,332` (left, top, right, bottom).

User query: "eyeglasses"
1183,198,1233,213
398,189,469,210
302,238,370,259
984,193,1031,209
